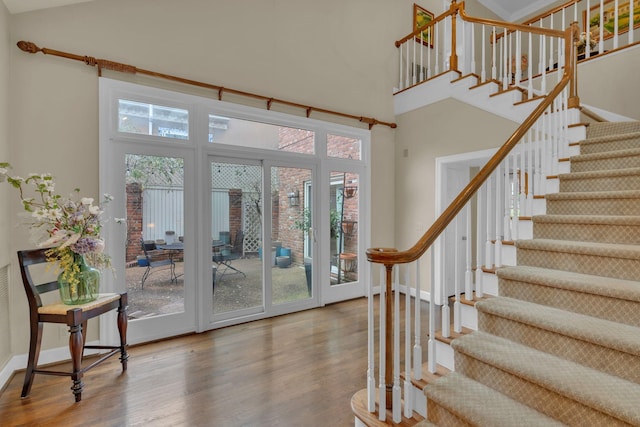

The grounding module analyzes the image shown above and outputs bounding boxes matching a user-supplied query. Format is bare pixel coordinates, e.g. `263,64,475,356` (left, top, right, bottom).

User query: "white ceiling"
2,0,556,22
477,0,562,21
2,0,94,14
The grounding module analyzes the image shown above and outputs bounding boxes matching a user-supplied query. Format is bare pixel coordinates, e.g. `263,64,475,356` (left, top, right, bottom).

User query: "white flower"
38,229,69,248
88,205,101,215
80,197,94,205
114,217,126,224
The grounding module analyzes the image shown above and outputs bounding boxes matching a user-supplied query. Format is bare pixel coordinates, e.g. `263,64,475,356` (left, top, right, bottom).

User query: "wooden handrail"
15,41,397,130
369,22,580,266
521,0,580,26
395,6,457,47
458,5,567,39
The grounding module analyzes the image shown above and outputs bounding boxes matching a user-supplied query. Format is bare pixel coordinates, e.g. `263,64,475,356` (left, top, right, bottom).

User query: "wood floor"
0,298,372,426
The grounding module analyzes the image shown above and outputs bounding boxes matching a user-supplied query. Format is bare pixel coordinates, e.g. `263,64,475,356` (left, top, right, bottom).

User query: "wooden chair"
17,248,128,402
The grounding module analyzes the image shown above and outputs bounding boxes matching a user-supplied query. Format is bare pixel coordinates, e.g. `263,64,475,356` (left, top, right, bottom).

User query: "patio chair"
213,230,246,282
140,239,176,288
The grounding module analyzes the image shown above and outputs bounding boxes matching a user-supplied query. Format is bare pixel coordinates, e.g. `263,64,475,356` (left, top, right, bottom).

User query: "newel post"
384,263,394,409
449,0,459,71
568,22,580,108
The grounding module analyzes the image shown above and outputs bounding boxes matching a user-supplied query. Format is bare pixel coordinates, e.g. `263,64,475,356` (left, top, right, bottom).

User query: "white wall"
5,0,428,356
0,0,11,370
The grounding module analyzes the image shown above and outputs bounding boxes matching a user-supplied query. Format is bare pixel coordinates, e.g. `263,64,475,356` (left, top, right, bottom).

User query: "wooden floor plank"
1,298,375,426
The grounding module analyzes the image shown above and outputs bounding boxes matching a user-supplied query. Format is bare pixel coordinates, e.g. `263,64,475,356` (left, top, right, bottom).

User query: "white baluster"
414,261,422,379
404,266,412,418
481,24,487,82
465,203,473,301
405,42,411,89
587,0,592,60
367,262,376,412
629,0,634,44
491,26,497,80
485,173,493,268
428,250,437,373
527,129,534,214
475,182,485,298
599,0,605,54
495,164,503,268
470,22,476,76
502,30,508,89
427,26,432,79
412,37,417,86
528,32,533,97
420,31,425,81
435,21,440,75
399,42,404,90
393,266,401,423
548,17,554,79
614,0,619,49
440,235,450,338
454,218,461,334
504,154,512,243
378,265,386,421
541,33,547,93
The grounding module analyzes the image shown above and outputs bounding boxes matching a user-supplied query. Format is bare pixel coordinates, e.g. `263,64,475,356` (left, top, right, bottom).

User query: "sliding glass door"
210,157,316,325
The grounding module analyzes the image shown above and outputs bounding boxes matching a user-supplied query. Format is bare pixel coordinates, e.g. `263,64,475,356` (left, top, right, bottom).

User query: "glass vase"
58,253,100,305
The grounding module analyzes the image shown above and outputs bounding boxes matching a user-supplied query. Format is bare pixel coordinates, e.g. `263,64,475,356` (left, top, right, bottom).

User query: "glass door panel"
329,171,359,286
270,166,313,305
211,160,264,318
124,154,185,319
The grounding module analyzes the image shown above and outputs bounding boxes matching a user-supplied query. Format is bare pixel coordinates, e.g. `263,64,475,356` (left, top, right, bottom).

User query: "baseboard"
0,341,101,392
397,283,431,302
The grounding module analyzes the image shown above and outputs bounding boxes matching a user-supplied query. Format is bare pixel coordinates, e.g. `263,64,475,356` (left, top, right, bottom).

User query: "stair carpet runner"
422,121,640,426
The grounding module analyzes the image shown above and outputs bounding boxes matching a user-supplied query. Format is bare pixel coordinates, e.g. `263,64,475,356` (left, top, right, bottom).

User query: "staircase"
422,121,640,425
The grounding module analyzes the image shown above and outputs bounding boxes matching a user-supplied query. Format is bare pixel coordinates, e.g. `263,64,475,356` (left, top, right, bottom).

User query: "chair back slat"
17,248,57,309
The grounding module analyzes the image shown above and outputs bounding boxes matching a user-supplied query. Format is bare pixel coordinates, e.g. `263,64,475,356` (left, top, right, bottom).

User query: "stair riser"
454,353,629,426
477,311,640,384
546,196,640,216
426,401,473,427
517,247,640,281
559,173,640,192
580,137,640,155
498,277,640,328
571,153,640,173
533,221,640,245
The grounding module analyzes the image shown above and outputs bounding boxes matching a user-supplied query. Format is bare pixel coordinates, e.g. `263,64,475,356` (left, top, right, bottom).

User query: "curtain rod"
17,41,397,130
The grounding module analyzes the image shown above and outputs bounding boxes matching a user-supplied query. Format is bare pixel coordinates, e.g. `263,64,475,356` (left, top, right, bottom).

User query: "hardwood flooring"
0,298,372,426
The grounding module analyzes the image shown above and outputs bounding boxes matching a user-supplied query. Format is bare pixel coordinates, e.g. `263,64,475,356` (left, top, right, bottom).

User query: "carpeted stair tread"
560,166,640,181
572,146,640,162
546,189,640,201
516,238,640,259
532,214,640,226
452,331,640,425
516,238,640,281
532,214,640,244
475,297,640,356
578,131,640,154
586,122,640,138
545,189,640,215
496,265,640,303
558,167,640,193
570,147,640,172
425,372,565,427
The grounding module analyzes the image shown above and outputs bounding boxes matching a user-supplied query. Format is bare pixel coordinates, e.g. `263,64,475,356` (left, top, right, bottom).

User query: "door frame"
100,77,370,343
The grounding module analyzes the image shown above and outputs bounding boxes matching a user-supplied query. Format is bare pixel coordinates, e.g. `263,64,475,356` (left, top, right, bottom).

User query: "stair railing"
521,0,638,60
367,2,581,421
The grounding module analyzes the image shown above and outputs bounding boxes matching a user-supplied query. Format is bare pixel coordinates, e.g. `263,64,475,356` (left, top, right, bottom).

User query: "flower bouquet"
1,162,121,304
